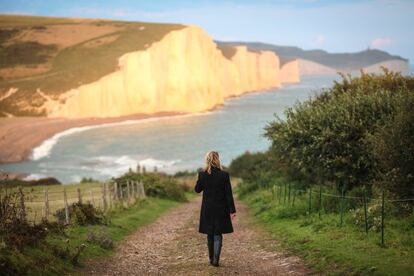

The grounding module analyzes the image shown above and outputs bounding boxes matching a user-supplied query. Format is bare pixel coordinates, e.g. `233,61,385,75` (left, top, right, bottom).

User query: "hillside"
216,41,409,72
0,15,184,116
0,15,299,118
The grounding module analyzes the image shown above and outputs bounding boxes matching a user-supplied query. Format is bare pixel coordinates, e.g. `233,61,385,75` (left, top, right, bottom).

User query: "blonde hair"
204,151,222,174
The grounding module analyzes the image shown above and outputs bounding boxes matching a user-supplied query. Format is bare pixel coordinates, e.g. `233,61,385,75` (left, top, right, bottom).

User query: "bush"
0,177,61,188
114,172,187,202
367,92,414,201
264,70,414,198
0,187,62,249
55,202,105,226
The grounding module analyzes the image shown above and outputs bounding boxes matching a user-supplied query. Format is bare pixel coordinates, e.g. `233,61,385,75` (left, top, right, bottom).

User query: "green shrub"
114,172,187,202
55,202,105,226
0,187,63,250
264,70,414,199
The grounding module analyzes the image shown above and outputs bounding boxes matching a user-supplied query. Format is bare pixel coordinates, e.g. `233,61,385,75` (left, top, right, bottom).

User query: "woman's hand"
230,213,236,220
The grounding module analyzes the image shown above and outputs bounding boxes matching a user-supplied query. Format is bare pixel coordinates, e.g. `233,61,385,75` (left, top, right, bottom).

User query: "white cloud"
315,34,325,44
370,37,394,49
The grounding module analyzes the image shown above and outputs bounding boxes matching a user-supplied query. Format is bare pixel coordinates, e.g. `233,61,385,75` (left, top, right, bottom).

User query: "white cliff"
47,26,300,118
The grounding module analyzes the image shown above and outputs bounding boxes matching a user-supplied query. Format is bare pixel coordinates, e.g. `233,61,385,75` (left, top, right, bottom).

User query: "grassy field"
7,181,112,224
0,14,184,116
1,193,189,275
240,182,414,275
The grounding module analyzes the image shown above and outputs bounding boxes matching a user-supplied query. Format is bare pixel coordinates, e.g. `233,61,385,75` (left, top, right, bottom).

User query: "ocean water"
1,75,338,183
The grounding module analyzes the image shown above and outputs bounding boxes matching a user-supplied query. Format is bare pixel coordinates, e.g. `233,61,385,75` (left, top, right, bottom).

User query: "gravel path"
82,196,310,275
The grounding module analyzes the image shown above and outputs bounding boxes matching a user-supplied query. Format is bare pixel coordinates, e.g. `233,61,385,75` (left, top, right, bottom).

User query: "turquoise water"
1,76,338,183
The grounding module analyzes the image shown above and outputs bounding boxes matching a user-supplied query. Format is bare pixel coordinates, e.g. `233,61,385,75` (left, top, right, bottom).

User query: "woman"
195,151,236,267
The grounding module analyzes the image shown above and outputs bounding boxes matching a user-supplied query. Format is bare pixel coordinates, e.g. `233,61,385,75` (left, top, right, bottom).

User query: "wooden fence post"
284,183,287,204
44,189,49,220
114,182,118,203
89,190,94,205
127,181,131,205
63,188,69,224
108,183,113,210
102,183,107,212
77,188,82,204
140,181,146,198
272,185,276,200
18,187,26,221
120,184,124,206
363,188,368,234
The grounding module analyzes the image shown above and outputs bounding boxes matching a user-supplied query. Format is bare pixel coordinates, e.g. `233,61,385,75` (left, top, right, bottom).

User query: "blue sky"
1,0,413,62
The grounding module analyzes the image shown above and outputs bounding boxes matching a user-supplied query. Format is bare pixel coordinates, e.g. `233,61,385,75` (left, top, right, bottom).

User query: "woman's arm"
194,172,204,193
224,173,236,214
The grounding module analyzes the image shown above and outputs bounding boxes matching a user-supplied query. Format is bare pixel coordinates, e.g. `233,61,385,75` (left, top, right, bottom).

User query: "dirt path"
82,196,310,275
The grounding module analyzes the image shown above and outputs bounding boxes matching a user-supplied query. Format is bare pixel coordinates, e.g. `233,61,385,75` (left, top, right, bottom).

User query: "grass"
240,183,414,275
0,15,75,27
5,182,109,224
0,196,183,275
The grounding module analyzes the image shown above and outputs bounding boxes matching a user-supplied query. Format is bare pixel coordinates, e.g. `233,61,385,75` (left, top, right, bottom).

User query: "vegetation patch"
231,71,414,275
0,170,189,275
0,41,57,68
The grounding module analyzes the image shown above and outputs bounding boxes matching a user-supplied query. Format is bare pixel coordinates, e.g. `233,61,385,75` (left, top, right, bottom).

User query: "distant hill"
216,41,408,71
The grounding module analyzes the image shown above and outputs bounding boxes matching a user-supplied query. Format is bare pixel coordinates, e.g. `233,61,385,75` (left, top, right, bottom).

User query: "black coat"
195,167,236,235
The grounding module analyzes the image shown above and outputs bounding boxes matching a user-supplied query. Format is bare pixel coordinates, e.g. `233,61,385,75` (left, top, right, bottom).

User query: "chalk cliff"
280,60,300,83
47,26,298,118
360,59,410,75
297,59,337,76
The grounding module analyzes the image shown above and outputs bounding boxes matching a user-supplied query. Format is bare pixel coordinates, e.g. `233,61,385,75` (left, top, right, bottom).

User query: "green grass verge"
240,186,414,276
1,197,182,275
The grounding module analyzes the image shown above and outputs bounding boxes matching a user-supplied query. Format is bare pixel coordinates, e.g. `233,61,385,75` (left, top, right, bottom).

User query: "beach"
0,112,183,165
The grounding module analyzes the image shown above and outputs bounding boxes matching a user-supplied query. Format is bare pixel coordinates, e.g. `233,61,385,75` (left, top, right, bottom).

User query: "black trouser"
207,234,222,265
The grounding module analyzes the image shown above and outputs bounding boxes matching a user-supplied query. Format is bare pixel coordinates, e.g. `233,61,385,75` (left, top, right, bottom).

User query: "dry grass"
8,23,124,49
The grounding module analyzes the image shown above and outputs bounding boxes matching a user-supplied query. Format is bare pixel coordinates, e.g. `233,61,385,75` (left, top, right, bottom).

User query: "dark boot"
207,235,214,265
212,234,222,267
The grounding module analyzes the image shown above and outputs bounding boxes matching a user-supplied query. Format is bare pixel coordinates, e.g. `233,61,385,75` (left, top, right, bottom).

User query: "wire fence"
5,180,146,225
269,183,414,246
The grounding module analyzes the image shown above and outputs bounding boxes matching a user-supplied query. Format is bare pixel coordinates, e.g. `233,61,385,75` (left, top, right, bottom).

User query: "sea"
1,75,341,183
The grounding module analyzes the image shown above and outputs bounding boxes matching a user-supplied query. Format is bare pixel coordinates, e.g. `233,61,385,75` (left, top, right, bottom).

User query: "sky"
1,0,413,62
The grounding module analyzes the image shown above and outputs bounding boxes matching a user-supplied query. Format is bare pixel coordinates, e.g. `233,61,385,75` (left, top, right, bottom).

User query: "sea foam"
31,112,212,160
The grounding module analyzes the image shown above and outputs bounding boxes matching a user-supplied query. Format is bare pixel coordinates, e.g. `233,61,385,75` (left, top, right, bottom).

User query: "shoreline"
0,111,185,165
0,85,287,166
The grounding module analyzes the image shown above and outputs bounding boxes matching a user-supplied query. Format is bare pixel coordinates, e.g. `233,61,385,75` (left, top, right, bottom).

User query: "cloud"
315,34,326,44
370,37,393,49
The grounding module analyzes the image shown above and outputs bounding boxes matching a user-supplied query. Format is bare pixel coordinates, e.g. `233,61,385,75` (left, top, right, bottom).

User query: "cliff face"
48,26,299,118
361,59,410,75
298,59,337,76
280,60,300,83
297,58,410,76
